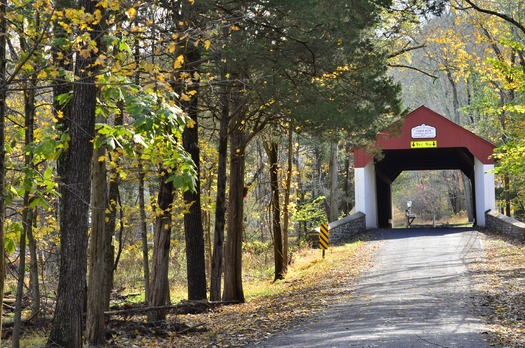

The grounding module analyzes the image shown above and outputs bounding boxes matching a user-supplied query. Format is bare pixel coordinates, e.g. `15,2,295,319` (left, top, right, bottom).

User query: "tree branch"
462,0,525,36
387,44,426,59
387,63,438,80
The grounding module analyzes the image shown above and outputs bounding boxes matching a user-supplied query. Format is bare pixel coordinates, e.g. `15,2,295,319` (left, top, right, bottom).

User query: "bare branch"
388,63,438,80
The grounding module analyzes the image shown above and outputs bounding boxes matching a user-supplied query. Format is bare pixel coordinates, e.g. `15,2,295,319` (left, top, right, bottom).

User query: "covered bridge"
353,106,496,228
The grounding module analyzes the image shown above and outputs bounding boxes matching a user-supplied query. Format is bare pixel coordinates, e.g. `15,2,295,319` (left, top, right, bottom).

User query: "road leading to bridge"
252,228,496,348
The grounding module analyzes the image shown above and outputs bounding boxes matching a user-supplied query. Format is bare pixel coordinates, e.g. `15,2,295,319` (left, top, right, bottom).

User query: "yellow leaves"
173,55,185,69
231,25,241,31
204,40,211,50
125,7,136,19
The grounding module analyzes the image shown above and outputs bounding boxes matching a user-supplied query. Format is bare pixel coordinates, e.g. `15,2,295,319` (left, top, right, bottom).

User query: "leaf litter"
106,229,525,347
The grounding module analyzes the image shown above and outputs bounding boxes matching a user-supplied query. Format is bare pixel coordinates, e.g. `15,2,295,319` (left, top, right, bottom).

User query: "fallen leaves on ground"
472,231,525,348
107,238,380,347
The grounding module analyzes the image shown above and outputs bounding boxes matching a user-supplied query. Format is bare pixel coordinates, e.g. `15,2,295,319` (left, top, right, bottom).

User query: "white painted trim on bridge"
354,161,377,228
353,159,495,229
474,159,495,227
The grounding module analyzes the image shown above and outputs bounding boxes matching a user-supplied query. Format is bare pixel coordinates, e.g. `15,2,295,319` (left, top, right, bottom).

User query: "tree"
47,0,101,345
263,139,284,281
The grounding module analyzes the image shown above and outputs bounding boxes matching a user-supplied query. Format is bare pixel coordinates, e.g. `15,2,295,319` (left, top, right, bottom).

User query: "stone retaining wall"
485,210,525,240
328,212,367,244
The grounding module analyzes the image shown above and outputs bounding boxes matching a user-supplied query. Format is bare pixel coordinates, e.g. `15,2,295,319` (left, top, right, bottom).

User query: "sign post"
319,223,329,258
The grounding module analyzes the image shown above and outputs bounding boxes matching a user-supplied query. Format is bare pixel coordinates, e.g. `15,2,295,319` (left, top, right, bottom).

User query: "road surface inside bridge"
252,228,496,348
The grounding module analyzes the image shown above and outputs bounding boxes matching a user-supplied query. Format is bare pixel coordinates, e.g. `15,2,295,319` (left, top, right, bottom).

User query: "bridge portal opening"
353,106,496,228
391,169,473,228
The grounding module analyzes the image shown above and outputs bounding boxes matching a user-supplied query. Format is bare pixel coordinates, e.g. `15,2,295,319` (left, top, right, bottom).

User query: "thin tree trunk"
328,141,339,222
103,109,123,311
13,206,29,348
13,72,37,348
86,142,108,345
133,29,150,304
27,212,40,317
445,69,461,124
148,172,174,322
210,80,229,302
138,158,150,303
342,142,353,215
47,0,99,344
264,141,284,281
282,126,293,271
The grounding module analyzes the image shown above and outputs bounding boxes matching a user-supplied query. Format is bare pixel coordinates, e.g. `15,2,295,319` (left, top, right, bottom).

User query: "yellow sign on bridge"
410,140,437,148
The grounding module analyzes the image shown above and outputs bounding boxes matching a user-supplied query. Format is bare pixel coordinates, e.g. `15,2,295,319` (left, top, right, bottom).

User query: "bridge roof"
354,106,496,172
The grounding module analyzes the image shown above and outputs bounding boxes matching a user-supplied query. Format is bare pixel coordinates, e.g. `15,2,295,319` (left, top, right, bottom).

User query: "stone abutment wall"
485,210,525,240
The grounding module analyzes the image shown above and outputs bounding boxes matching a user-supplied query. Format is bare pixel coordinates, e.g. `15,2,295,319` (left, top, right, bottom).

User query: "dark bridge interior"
375,147,476,228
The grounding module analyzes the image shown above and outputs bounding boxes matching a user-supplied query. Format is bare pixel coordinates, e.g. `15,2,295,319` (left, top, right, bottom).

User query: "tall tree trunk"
210,80,229,301
181,46,207,300
133,30,150,304
13,73,37,347
28,212,40,317
264,141,284,281
148,172,174,322
445,68,461,124
47,0,99,344
328,141,339,222
103,109,123,311
86,141,108,345
222,96,246,303
138,158,150,303
50,0,74,290
281,126,293,272
342,142,353,215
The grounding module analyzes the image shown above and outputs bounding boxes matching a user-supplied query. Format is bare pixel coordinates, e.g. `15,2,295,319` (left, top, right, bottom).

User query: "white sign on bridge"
411,124,436,139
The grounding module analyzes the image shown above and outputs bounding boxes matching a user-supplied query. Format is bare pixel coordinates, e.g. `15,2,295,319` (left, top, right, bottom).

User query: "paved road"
251,228,496,348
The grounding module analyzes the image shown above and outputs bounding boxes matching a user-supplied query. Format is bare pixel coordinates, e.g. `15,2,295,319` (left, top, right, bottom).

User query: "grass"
6,238,372,347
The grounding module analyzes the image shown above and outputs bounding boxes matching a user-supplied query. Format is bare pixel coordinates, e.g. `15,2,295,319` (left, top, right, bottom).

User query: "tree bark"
27,212,40,317
148,172,174,322
342,142,353,215
13,73,37,348
103,109,123,311
86,142,108,345
281,126,293,272
47,0,99,344
210,80,229,301
138,158,150,303
328,141,339,222
182,47,207,301
264,141,284,281
222,96,246,303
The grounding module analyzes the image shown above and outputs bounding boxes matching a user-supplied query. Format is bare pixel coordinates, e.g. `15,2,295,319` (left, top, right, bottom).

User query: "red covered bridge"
353,106,496,228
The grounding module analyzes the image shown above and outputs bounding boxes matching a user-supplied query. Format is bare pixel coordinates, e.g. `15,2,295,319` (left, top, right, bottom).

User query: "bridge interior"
375,147,476,228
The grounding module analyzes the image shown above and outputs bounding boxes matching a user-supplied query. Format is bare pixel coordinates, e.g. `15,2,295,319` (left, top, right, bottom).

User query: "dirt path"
251,228,497,348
